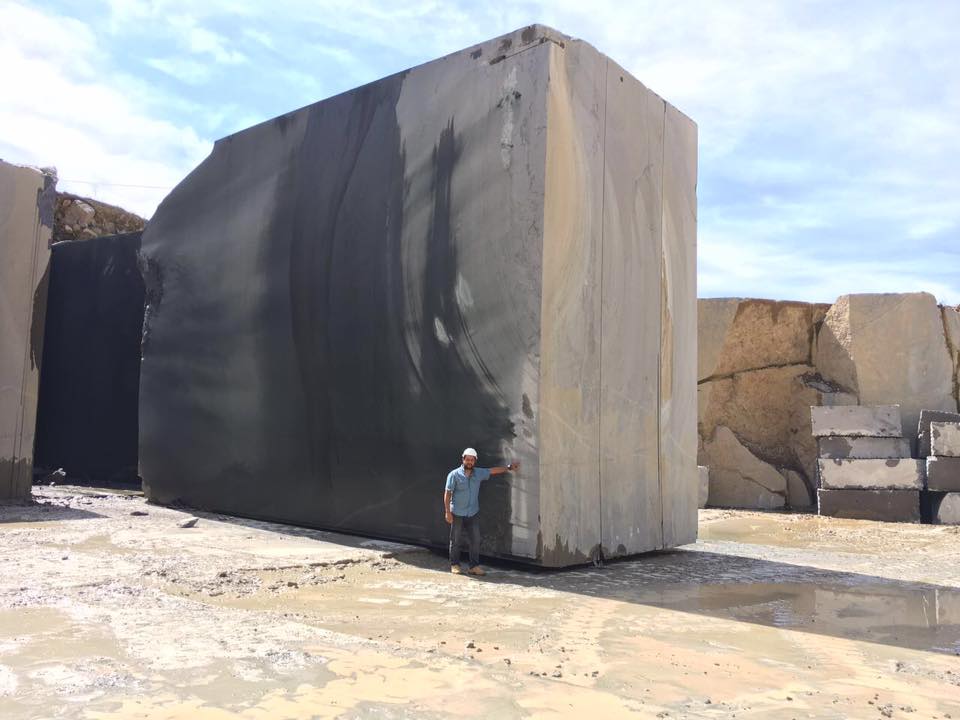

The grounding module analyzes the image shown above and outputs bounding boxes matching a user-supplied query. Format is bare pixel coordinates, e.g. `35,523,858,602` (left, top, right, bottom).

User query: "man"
444,448,518,575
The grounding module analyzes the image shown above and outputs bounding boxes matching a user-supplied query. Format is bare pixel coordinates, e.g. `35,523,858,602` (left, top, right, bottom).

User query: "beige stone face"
699,364,821,487
930,421,960,457
815,293,957,435
0,160,53,499
703,426,786,509
698,299,816,381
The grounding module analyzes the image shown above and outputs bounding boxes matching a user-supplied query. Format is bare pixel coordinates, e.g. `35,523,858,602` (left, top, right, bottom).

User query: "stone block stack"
920,410,960,525
812,405,922,522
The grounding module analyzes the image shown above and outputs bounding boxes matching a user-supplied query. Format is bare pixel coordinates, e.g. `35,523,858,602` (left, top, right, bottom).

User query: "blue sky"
2,0,958,304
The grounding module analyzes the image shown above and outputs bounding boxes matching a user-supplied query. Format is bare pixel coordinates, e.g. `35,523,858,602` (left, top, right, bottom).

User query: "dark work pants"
449,513,481,567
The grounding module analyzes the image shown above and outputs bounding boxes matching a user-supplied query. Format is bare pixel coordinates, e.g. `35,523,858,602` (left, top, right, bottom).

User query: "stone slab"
918,409,960,458
817,458,923,490
137,26,698,567
928,418,960,457
817,436,910,460
33,233,144,482
810,405,902,438
817,489,920,523
698,465,708,509
925,456,960,492
0,160,54,499
930,492,960,525
703,426,786,509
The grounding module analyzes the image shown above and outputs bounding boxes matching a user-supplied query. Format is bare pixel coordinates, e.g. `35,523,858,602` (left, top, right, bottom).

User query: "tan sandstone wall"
698,293,960,509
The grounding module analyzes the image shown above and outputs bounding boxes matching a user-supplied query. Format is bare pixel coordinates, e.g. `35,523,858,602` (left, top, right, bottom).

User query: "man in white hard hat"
443,448,518,575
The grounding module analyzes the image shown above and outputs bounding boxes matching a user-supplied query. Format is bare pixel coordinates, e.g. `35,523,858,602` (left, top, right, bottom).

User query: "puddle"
637,581,960,654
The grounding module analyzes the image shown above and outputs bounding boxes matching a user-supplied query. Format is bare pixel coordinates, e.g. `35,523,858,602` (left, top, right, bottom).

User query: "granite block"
817,436,910,460
810,405,902,438
817,489,920,523
818,458,923,490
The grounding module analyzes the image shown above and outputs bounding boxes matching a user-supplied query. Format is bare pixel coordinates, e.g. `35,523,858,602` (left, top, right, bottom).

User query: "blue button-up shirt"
445,466,491,517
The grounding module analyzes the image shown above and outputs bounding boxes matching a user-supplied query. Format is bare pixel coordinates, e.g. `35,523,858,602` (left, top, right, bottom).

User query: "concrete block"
818,458,923,490
137,26,698,567
930,492,960,525
917,409,960,458
925,456,960,492
930,421,960,457
810,405,902,438
698,465,709,509
0,160,55,499
817,436,910,460
817,489,920,523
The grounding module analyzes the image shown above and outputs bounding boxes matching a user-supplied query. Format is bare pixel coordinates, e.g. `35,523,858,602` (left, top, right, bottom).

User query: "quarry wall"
699,293,960,509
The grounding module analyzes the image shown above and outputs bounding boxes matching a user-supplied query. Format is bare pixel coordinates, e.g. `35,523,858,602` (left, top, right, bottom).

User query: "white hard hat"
462,447,478,458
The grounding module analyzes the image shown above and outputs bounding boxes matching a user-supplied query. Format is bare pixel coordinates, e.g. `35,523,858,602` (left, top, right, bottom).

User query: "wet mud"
1,491,958,718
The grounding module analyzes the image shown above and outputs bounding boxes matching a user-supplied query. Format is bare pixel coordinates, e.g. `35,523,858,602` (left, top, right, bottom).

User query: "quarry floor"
2,488,960,720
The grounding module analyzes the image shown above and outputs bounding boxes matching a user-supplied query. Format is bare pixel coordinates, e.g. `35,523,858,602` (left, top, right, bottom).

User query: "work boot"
468,566,486,576
451,565,463,574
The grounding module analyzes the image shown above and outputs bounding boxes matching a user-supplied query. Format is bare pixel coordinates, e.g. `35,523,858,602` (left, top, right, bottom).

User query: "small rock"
61,555,68,560
178,517,199,528
503,658,511,665
552,670,562,678
465,641,476,649
130,510,148,516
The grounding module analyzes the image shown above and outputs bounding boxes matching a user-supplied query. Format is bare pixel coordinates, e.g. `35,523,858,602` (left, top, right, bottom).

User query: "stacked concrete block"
922,418,960,525
812,405,920,522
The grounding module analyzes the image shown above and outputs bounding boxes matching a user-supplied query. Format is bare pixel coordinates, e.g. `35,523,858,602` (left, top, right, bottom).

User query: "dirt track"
2,486,959,719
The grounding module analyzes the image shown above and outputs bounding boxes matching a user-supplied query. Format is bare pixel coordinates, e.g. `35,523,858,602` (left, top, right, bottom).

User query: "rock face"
0,160,55,499
33,233,145,483
931,493,960,525
137,26,698,567
930,422,960,457
815,293,956,440
698,294,960,510
704,426,786,509
53,193,145,242
918,409,960,458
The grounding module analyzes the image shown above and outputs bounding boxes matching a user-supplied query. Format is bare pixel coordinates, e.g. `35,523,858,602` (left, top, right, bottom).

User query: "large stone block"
138,26,698,567
697,299,823,382
930,492,960,525
703,426,786,509
925,456,960,492
930,421,960,457
815,293,956,438
817,489,920,523
810,405,902,438
942,305,960,406
699,365,820,502
918,409,960,458
33,233,144,482
818,458,923,490
817,436,910,460
0,160,55,499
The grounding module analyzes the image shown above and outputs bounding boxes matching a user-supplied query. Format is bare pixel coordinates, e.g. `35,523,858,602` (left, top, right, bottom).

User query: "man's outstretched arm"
443,489,453,524
489,461,520,476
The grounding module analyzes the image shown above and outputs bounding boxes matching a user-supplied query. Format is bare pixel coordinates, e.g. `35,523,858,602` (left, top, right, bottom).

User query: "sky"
2,0,958,304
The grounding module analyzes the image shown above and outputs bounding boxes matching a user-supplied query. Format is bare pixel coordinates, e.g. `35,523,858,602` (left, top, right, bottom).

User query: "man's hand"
445,510,453,525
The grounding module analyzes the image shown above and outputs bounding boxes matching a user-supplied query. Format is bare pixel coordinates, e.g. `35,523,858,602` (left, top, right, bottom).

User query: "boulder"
930,421,960,457
698,299,822,381
810,405,902,438
943,306,960,403
815,293,956,438
817,489,920,523
784,469,812,508
702,426,786,509
818,458,924,490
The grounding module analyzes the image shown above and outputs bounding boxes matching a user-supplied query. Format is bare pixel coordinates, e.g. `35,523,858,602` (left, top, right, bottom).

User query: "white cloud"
0,0,211,217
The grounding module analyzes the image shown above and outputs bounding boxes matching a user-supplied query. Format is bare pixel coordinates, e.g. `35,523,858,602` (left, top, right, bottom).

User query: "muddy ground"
1,487,959,719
